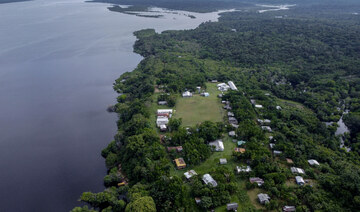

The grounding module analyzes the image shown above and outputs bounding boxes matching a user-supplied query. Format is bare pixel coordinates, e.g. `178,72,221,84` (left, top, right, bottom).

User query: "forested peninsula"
73,5,360,212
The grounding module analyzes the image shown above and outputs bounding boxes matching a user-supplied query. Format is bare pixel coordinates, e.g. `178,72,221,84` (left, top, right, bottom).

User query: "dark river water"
0,0,226,211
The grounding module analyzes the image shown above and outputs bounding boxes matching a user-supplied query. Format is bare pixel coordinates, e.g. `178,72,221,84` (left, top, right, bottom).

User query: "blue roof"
237,140,246,146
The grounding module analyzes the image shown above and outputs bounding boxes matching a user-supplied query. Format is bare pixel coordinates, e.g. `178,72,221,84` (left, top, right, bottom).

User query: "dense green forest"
73,3,360,212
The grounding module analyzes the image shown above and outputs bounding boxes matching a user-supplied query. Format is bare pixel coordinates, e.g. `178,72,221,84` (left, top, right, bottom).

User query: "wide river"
0,0,226,211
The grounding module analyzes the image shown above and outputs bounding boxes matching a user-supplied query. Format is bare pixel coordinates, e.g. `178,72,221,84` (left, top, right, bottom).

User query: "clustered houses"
156,109,173,131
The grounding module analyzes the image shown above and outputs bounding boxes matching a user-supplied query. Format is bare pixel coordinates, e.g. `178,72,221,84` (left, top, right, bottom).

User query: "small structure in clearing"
209,140,224,152
174,158,186,169
184,170,197,179
227,203,239,211
229,131,236,137
258,193,270,204
219,158,227,165
182,91,193,97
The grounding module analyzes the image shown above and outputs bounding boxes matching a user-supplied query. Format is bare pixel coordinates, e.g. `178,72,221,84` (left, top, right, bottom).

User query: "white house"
308,159,320,166
262,126,272,132
255,104,263,109
295,176,305,186
229,131,236,137
157,109,173,115
184,170,197,179
159,124,167,131
228,81,238,91
276,106,282,110
283,206,296,212
236,166,252,174
182,91,192,97
250,177,264,186
258,193,270,204
217,83,230,91
220,158,227,165
291,167,305,174
156,117,169,127
203,174,217,187
209,140,224,151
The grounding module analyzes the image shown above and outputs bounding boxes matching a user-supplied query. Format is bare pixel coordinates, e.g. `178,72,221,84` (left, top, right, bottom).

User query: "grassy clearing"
170,136,237,177
215,179,256,212
173,83,225,127
279,99,306,110
247,188,265,210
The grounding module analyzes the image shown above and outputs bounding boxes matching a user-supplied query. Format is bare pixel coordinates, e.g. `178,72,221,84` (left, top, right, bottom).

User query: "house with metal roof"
291,167,305,174
174,158,186,169
184,170,197,179
209,140,224,151
237,140,246,146
283,206,296,212
227,203,238,211
295,176,305,186
182,91,192,97
228,81,238,91
202,174,217,187
249,177,264,186
258,193,270,204
236,165,251,174
308,159,320,166
220,158,227,165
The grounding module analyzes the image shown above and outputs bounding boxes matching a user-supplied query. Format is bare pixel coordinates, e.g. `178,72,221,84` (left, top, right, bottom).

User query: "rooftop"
184,170,197,179
234,148,246,153
174,158,186,169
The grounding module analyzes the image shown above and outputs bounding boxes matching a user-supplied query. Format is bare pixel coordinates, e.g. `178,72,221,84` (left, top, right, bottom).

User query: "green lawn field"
174,83,225,126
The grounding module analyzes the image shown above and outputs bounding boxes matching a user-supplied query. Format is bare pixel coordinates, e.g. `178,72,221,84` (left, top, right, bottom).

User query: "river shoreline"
0,1,234,210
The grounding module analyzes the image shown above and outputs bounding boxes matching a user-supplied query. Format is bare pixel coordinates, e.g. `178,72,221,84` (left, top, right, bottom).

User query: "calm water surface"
0,0,225,211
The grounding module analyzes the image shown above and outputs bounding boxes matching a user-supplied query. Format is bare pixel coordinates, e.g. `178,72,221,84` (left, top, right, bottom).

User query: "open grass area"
173,83,225,127
247,188,266,210
170,136,237,177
